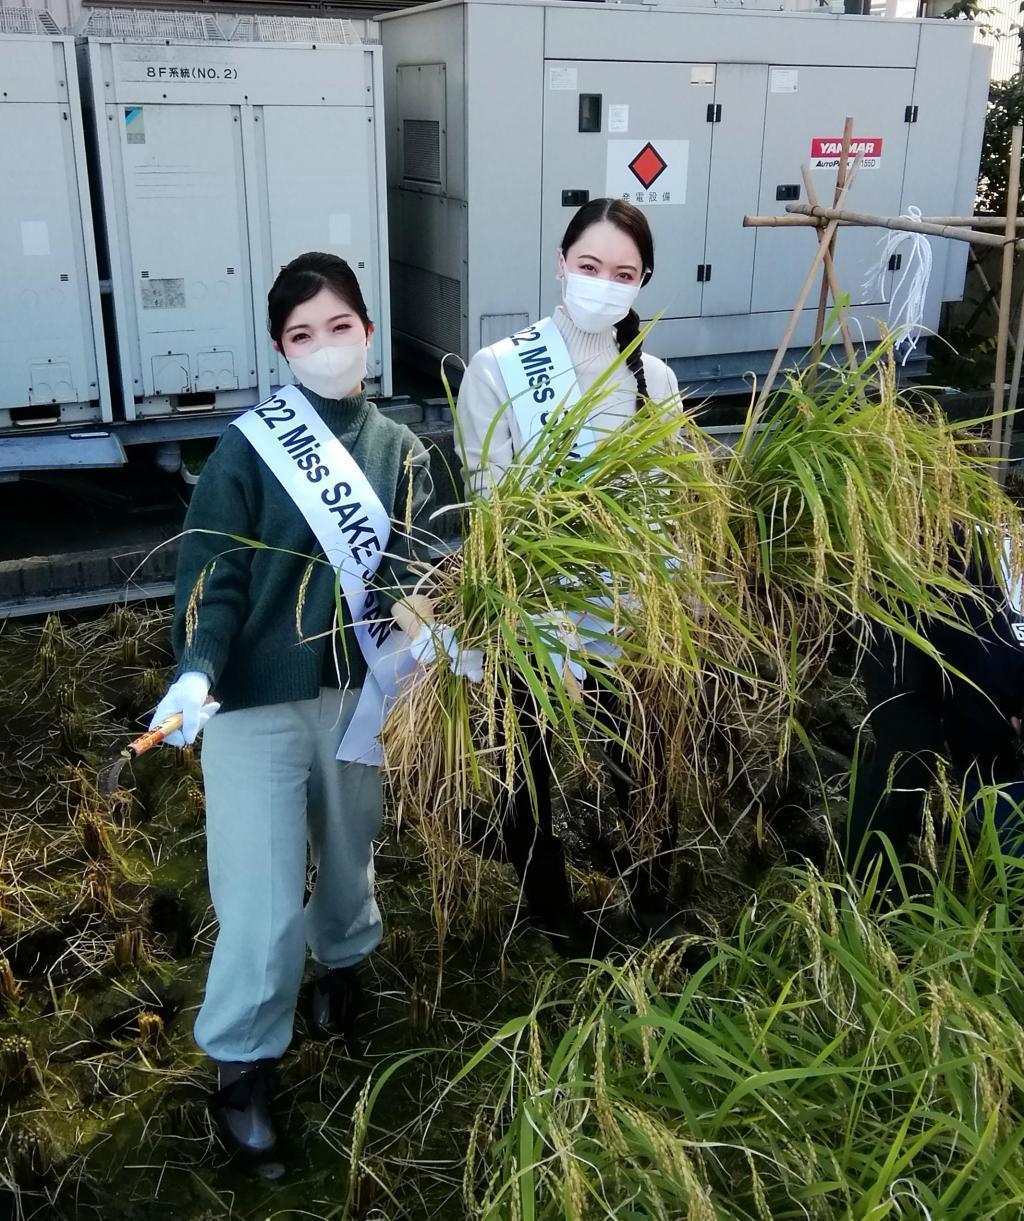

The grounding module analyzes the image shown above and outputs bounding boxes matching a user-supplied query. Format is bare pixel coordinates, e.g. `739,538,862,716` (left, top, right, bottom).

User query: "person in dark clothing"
847,542,1024,878
499,673,683,956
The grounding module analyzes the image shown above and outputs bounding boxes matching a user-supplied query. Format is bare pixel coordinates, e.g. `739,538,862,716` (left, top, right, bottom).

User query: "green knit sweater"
171,390,436,711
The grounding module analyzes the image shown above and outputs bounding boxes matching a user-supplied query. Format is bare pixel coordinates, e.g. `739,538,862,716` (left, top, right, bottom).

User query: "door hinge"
697,264,712,283
706,103,722,124
888,253,903,272
905,104,919,123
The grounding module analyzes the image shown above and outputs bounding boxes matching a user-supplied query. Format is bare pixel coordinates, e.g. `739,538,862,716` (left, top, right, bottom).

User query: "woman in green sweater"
150,252,435,1174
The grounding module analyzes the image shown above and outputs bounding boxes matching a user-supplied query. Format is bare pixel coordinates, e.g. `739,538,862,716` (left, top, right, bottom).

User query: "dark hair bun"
268,252,371,345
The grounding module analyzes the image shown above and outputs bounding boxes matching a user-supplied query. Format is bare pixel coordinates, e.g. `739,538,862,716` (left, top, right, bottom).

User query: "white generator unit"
79,10,392,420
0,8,110,430
379,0,991,395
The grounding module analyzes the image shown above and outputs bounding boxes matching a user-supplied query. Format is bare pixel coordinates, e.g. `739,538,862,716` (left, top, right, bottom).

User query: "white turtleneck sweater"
455,307,680,495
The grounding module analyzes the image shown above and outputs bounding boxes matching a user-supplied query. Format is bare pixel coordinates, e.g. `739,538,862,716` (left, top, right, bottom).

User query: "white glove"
532,612,587,683
149,671,220,747
409,623,484,684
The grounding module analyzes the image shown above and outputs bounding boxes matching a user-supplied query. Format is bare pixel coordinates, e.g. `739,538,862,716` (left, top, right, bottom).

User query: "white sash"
232,384,415,766
491,318,618,673
491,316,597,462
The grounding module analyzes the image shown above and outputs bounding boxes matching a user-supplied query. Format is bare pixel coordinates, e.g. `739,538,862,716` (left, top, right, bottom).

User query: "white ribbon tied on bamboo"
864,205,934,366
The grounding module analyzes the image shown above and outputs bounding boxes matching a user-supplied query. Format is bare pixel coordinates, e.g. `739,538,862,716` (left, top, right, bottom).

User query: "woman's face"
277,286,372,359
559,220,644,286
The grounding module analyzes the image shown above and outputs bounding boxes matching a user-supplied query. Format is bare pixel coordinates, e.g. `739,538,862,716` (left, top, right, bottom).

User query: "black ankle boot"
521,839,631,959
532,904,635,959
631,904,693,942
209,1060,284,1179
308,964,363,1042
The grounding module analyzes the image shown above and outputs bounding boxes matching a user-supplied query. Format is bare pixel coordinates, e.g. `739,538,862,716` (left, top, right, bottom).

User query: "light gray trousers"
194,687,383,1061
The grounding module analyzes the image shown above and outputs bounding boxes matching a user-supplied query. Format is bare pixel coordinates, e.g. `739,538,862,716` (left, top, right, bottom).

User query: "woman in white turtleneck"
455,198,682,956
458,198,678,495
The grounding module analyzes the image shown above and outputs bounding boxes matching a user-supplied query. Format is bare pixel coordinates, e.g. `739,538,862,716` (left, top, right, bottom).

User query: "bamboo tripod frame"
743,118,1024,473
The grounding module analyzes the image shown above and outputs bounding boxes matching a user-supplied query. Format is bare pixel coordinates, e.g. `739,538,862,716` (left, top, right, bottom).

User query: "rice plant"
353,787,1024,1220
383,335,1023,942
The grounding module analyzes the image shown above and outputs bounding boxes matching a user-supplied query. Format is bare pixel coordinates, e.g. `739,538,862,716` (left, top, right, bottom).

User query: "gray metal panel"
84,36,390,416
382,2,466,201
644,302,900,384
899,23,972,329
467,1,544,352
397,63,446,193
123,103,251,401
382,1,468,358
103,40,371,107
389,191,467,358
752,65,915,314
260,99,386,390
368,43,394,399
543,5,922,68
943,39,992,302
540,58,715,323
381,0,986,387
0,430,125,473
0,32,109,426
702,63,768,317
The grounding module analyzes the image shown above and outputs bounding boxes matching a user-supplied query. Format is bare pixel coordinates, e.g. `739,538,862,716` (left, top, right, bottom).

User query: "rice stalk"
384,333,1021,939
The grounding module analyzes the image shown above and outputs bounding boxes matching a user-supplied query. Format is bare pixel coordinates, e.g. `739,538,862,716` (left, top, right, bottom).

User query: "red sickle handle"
126,713,184,758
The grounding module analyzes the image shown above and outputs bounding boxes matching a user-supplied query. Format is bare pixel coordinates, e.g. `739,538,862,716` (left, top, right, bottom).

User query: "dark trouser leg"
847,632,946,878
943,679,1024,856
596,686,681,924
500,695,575,922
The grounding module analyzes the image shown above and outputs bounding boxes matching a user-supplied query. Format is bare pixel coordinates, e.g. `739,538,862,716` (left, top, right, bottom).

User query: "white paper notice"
608,104,629,134
329,213,352,246
770,68,799,94
690,64,715,86
21,221,50,258
548,65,578,91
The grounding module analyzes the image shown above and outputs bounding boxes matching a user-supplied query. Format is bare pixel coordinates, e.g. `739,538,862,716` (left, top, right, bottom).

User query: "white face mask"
287,340,367,400
560,269,640,333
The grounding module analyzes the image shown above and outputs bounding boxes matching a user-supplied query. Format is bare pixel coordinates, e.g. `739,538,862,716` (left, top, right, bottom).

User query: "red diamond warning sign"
606,139,688,207
628,142,668,190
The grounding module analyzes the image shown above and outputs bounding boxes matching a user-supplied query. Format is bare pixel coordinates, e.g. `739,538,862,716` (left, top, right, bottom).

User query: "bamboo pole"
922,216,1024,228
801,163,867,406
808,117,854,380
1005,289,1024,461
990,123,1022,471
744,214,847,228
785,204,1008,248
748,155,863,423
743,214,1024,232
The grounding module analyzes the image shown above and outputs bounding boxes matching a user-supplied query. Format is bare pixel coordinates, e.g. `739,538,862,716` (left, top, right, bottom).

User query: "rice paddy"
4,346,1024,1218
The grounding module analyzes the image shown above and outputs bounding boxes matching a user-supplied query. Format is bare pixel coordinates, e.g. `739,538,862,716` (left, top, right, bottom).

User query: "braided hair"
560,198,655,410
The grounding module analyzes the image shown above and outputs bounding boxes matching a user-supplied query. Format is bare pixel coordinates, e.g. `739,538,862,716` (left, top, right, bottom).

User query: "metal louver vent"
392,263,461,354
403,120,442,186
